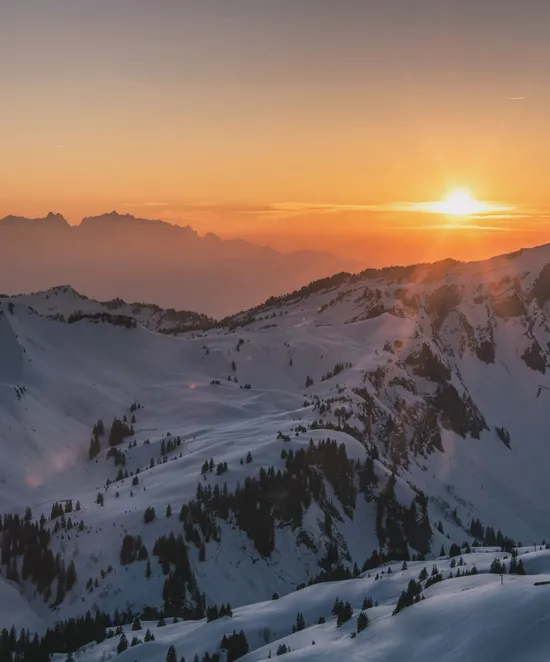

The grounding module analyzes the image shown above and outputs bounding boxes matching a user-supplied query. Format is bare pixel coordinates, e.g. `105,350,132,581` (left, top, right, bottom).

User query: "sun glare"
435,190,487,217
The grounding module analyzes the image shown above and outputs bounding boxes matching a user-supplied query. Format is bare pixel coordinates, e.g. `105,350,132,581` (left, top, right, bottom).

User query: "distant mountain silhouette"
0,211,361,315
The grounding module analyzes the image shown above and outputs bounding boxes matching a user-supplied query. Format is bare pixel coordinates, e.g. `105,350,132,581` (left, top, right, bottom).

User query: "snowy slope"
53,549,550,662
3,243,550,655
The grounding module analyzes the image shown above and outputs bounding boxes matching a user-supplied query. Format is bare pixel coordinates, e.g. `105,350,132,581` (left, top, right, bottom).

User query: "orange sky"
2,1,550,265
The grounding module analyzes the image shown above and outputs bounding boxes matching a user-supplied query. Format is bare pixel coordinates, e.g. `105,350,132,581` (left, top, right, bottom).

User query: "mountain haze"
0,212,360,317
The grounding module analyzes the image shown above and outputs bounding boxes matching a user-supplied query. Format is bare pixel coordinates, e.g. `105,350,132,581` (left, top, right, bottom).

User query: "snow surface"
3,243,550,658
52,550,550,662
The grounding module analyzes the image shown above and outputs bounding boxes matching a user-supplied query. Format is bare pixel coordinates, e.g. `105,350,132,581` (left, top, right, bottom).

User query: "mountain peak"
0,212,69,228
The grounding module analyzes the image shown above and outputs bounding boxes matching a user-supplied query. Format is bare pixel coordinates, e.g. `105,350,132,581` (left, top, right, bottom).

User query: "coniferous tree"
356,611,369,633
117,633,129,654
143,507,156,523
361,597,373,610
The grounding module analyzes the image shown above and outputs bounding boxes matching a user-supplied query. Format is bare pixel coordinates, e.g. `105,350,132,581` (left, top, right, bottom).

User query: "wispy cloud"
506,96,525,101
407,224,521,232
122,202,171,208
238,200,516,219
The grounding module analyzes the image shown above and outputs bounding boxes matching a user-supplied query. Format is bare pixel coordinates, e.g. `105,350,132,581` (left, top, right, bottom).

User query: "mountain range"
0,212,360,317
2,242,550,660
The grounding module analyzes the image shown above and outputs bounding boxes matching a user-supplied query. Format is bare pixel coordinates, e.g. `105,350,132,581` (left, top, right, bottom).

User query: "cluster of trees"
356,611,369,633
376,473,432,559
88,418,105,460
173,438,428,574
50,500,79,519
220,630,249,662
490,553,526,576
194,439,359,556
160,435,182,457
0,608,118,660
0,513,77,605
152,533,203,617
292,612,305,632
331,598,353,626
67,311,136,328
509,552,526,575
180,498,221,547
120,534,148,565
143,507,156,523
206,603,233,622
393,579,423,615
469,518,517,551
201,458,228,475
109,417,134,447
431,382,487,439
107,447,127,468
321,362,352,382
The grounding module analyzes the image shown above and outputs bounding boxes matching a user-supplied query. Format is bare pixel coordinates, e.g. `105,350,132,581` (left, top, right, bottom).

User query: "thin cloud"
407,224,520,232
245,200,515,217
122,202,171,208
506,96,525,100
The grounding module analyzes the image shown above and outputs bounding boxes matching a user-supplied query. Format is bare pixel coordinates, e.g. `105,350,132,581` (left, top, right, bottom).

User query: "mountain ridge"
0,211,361,316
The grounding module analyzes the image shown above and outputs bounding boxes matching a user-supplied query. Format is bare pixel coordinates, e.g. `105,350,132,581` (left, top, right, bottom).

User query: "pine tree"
132,617,142,631
146,559,152,579
117,633,129,654
361,597,373,610
356,611,369,633
166,645,178,662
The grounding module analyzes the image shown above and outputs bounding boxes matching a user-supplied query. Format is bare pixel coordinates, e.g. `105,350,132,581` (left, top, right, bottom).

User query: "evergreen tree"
356,611,369,633
117,633,129,654
361,597,373,610
143,506,156,523
166,645,178,662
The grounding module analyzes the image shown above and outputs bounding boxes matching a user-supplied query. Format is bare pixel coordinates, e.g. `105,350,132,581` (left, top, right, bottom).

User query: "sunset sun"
435,190,487,217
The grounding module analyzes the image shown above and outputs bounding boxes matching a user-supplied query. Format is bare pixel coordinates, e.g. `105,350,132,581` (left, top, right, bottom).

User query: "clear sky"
2,0,550,263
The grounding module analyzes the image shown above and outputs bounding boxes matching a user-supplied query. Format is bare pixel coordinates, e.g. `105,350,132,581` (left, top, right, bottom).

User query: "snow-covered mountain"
0,212,360,316
2,242,550,660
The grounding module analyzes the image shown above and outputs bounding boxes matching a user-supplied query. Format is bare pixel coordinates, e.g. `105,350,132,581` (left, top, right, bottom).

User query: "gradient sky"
2,0,550,264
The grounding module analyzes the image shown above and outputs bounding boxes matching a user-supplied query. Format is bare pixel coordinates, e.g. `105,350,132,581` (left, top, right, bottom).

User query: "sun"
434,190,487,216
